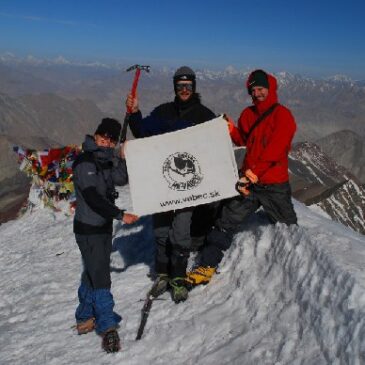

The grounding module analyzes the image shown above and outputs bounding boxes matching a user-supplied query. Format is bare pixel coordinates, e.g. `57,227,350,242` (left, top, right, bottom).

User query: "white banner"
125,116,239,215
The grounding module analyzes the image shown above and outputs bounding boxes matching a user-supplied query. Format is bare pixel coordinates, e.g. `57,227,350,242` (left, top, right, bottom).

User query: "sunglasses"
176,83,194,92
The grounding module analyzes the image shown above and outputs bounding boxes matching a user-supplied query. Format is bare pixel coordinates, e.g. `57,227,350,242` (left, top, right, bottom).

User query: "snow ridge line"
264,225,364,364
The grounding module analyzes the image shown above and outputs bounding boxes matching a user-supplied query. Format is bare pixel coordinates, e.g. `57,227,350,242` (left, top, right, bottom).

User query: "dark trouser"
75,233,121,334
201,182,297,268
76,233,112,289
153,207,194,278
190,202,219,237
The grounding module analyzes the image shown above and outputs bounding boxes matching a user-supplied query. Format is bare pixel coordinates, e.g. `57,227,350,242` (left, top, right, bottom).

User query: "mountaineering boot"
76,317,95,335
102,328,120,353
186,266,216,286
150,273,169,298
170,277,189,303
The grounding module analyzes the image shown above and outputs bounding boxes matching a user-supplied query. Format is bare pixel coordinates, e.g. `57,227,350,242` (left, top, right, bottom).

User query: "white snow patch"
0,186,365,364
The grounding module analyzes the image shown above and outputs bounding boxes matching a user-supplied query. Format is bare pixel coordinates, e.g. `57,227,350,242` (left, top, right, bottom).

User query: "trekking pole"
120,64,150,143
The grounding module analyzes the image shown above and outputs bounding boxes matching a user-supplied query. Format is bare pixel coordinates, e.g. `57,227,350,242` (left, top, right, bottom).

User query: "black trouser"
75,233,112,289
153,207,194,278
190,202,219,237
201,182,297,268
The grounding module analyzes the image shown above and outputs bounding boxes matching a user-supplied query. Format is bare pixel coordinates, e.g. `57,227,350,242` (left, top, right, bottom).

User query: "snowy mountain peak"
52,55,71,65
1,186,365,364
224,65,237,74
0,51,17,62
327,74,354,83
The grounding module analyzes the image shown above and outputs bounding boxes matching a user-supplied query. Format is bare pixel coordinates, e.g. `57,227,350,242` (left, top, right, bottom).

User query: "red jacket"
230,72,296,184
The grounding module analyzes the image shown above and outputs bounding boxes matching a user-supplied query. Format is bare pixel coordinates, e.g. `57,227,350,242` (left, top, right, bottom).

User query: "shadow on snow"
111,215,156,274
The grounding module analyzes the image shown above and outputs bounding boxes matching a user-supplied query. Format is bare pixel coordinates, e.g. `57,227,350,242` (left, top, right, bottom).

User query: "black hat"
95,118,121,141
247,69,269,95
173,66,196,93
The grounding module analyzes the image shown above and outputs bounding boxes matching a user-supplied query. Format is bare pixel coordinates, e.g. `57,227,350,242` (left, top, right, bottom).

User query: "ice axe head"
126,64,150,73
123,63,151,127
126,64,150,98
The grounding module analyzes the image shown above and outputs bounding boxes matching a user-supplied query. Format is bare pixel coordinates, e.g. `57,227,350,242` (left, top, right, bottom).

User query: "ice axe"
120,64,150,143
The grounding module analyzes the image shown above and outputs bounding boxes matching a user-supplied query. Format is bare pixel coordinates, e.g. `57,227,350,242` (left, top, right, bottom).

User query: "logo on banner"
162,152,203,191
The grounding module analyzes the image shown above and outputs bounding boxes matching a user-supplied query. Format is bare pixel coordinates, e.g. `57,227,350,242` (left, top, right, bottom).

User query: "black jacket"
129,94,216,138
73,135,128,234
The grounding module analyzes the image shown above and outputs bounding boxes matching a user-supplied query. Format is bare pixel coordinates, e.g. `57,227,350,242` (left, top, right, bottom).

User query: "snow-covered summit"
0,186,364,364
327,74,354,83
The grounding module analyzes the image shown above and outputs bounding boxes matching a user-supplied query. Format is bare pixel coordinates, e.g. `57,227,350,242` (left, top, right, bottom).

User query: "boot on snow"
76,317,95,335
170,277,189,303
186,266,216,287
102,328,120,353
150,273,169,298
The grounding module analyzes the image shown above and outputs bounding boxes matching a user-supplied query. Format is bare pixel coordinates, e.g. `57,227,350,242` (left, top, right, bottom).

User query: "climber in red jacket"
186,69,298,286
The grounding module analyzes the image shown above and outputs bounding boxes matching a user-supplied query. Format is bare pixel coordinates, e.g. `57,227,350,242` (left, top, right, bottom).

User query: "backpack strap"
245,103,279,141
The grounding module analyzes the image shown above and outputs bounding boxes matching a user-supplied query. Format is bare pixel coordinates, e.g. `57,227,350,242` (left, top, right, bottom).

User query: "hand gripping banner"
125,116,239,215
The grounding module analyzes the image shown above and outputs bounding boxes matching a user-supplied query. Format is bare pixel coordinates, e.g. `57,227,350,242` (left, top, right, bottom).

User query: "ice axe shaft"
120,65,150,143
127,68,141,114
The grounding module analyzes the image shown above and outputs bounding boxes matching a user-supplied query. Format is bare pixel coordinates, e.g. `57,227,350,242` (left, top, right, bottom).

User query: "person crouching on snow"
186,69,297,286
72,118,138,353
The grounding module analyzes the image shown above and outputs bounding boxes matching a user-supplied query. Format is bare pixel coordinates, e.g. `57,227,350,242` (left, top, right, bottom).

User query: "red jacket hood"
246,71,278,114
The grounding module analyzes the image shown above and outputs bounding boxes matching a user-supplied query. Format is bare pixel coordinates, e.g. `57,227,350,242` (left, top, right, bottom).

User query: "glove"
122,212,139,224
245,169,258,184
223,114,236,134
236,176,251,196
126,92,139,114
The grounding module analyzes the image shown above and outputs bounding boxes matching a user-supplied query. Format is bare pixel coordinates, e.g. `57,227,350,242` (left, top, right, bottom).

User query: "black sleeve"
129,107,170,138
81,186,124,220
192,105,216,125
128,111,144,138
202,106,216,122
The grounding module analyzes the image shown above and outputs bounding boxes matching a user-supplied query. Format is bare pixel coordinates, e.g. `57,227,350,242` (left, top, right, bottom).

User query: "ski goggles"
175,83,194,92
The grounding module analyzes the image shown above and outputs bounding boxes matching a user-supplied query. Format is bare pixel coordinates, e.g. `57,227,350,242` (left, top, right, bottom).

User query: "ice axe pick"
120,64,150,143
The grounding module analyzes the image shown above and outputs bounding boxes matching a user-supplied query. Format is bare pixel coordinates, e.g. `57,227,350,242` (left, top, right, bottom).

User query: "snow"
1,186,365,364
308,204,332,219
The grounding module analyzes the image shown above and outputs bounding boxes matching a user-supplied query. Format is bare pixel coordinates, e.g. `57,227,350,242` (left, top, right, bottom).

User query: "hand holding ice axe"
121,64,150,143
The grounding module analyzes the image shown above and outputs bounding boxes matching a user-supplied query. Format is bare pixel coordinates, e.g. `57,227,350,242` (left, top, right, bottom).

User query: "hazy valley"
0,55,364,233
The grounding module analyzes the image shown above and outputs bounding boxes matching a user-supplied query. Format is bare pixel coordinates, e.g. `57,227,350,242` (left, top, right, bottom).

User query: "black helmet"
173,66,196,93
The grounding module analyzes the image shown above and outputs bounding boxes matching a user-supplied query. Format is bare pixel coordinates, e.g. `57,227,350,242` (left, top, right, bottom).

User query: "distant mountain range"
316,130,365,183
0,92,103,145
0,54,364,232
0,90,104,222
1,53,365,142
289,142,365,234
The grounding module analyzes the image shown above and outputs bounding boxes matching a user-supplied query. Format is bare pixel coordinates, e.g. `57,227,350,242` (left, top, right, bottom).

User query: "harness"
245,103,279,141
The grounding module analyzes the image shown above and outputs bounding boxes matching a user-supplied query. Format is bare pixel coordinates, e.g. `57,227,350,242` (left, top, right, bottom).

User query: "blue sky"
1,0,364,78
